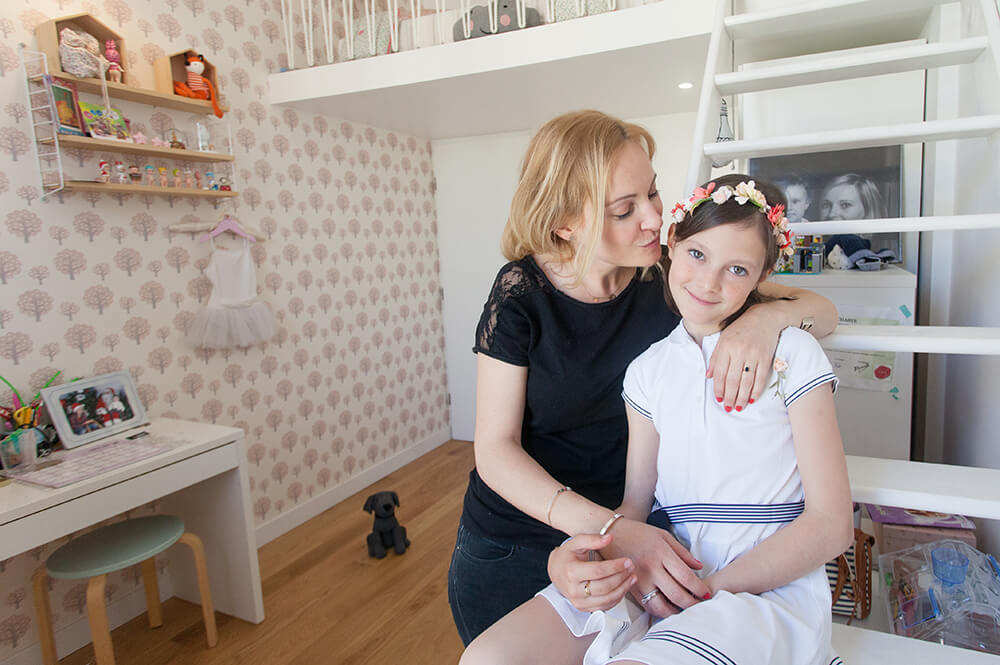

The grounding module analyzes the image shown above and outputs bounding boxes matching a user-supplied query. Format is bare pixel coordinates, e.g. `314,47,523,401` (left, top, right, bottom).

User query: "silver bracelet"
545,486,571,526
599,512,624,536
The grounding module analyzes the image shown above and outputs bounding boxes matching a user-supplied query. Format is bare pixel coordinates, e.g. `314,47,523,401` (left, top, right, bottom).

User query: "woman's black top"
462,254,679,550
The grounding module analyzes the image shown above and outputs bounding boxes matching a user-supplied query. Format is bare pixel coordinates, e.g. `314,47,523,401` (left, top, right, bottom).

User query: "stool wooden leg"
178,532,218,648
32,568,58,665
140,558,163,628
86,575,115,665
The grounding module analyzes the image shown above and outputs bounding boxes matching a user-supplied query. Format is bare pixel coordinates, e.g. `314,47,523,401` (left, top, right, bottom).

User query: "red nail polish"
735,406,742,412
703,593,712,600
724,406,732,413
716,397,723,403
748,398,754,404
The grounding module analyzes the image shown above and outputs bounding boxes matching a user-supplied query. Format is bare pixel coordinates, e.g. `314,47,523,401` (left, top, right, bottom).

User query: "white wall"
937,0,1000,556
433,111,697,440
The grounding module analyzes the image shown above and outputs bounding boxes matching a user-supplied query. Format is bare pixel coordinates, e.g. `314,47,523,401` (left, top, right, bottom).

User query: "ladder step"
821,325,1000,355
725,0,954,40
716,38,988,95
846,455,1000,521
789,213,1000,235
704,115,1000,161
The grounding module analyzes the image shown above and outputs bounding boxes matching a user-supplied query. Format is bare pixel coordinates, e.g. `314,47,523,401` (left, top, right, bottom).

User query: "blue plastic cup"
931,547,969,586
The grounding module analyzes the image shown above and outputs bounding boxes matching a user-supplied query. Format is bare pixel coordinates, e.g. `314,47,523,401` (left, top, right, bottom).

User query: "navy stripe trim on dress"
829,658,843,665
785,372,837,407
642,630,736,665
622,391,653,420
654,501,805,524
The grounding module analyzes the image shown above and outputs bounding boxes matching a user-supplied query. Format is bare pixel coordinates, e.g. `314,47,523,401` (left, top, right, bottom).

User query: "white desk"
0,418,264,626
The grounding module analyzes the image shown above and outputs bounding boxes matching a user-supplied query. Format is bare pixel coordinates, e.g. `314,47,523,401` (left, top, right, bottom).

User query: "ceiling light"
677,82,694,90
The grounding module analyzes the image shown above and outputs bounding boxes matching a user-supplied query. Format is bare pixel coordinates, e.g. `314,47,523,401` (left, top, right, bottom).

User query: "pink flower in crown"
671,202,687,223
773,357,788,373
691,182,716,200
735,180,766,208
711,186,734,205
767,204,785,226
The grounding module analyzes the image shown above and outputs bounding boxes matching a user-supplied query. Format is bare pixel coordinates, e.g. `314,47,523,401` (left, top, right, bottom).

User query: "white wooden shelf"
267,1,711,138
716,37,987,95
832,623,1000,664
704,115,1000,162
789,214,1000,236
770,264,916,289
822,326,1000,355
846,455,1000,521
724,0,953,41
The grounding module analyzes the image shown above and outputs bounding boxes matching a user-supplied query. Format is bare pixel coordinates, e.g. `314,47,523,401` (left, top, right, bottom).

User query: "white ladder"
18,45,65,200
685,0,1000,661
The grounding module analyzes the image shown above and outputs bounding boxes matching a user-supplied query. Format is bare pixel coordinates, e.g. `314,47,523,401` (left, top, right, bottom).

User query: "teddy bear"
363,490,410,558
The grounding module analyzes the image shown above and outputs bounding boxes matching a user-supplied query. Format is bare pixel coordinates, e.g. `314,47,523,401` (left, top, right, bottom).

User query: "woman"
447,111,838,645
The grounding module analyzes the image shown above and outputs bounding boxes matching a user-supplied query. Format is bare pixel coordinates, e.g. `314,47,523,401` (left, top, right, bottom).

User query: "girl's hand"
548,534,636,612
707,304,783,411
599,518,709,617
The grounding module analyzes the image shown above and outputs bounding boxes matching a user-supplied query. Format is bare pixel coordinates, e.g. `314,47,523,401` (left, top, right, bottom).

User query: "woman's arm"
709,284,838,410
704,385,854,596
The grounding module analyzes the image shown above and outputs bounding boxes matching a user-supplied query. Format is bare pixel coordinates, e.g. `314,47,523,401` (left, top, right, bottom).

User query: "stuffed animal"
173,54,223,118
453,1,542,40
363,490,410,558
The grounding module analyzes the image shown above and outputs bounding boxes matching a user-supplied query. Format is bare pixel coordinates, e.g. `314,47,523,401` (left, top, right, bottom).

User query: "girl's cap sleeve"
473,263,532,367
775,327,839,408
622,352,654,421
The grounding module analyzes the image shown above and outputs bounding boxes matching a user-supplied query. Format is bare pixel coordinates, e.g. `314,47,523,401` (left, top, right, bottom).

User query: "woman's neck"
536,256,632,303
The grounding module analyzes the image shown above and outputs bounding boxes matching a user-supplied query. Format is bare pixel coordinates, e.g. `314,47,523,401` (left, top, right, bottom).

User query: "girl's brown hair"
501,110,656,282
662,173,788,326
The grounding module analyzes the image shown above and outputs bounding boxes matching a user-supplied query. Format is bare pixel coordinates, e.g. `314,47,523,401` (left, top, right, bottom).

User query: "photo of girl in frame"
48,76,86,137
40,371,148,448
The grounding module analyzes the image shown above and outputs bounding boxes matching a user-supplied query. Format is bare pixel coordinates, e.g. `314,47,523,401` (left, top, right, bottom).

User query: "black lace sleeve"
472,261,540,366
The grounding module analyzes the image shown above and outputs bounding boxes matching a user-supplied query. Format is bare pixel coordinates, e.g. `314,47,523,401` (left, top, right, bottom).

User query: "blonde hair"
501,110,656,282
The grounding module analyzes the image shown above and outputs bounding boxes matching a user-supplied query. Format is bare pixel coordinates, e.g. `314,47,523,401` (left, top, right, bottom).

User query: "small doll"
194,170,203,189
158,167,169,187
128,164,142,184
172,168,182,188
114,161,128,184
183,168,195,189
107,62,123,84
205,171,217,190
96,160,110,183
144,165,156,186
218,176,232,191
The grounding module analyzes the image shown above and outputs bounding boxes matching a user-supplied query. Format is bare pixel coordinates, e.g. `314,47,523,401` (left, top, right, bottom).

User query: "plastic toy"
128,164,142,184
173,53,224,118
881,539,1000,654
218,176,231,191
172,168,182,188
96,160,111,183
114,160,128,184
158,167,169,187
363,490,410,558
144,165,156,186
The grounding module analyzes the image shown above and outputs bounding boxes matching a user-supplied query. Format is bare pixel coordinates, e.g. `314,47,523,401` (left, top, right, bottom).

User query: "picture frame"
41,371,147,449
47,75,86,136
748,146,903,272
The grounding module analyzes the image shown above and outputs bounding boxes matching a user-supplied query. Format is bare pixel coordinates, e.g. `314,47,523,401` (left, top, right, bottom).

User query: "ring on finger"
583,580,592,597
639,589,660,604
743,365,751,373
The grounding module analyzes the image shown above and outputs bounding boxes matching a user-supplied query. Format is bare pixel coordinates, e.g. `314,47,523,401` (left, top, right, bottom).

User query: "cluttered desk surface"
0,417,243,527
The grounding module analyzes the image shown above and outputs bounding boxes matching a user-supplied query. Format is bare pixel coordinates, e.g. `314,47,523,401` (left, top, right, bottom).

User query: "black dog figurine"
363,490,410,558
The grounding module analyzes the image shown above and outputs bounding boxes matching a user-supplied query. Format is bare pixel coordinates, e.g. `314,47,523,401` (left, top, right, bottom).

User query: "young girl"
460,174,854,665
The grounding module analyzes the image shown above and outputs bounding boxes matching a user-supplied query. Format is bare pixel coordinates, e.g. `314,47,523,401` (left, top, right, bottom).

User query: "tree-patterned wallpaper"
0,0,449,658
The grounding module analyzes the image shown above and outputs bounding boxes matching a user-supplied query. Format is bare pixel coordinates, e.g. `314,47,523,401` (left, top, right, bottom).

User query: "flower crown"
670,181,794,257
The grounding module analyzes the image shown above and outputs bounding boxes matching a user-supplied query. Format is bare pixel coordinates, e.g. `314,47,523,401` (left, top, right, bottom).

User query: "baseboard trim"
254,428,451,546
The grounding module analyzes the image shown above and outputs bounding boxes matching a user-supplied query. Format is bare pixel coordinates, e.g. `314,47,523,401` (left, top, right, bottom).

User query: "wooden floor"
62,440,472,665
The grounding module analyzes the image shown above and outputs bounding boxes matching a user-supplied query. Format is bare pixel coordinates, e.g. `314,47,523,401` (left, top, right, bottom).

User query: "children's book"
77,101,133,142
864,503,975,530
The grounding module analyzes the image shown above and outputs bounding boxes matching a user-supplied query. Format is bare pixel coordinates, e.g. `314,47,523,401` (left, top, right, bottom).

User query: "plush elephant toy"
453,1,543,40
364,490,411,558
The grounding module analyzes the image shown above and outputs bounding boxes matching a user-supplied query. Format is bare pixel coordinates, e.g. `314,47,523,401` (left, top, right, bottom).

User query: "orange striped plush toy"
173,53,223,118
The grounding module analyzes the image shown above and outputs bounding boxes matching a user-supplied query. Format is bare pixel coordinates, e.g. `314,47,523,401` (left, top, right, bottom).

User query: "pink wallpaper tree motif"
0,0,449,659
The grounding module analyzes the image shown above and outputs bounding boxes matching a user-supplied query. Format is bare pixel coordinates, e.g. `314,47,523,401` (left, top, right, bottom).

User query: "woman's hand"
548,534,636,612
707,304,783,411
599,518,708,618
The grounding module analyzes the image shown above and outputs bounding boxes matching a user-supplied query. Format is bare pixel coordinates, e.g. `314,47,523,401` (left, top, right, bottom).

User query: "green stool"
32,515,218,665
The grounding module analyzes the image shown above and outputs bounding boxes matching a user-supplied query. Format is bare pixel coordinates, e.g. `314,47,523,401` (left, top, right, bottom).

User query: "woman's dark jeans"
447,519,552,646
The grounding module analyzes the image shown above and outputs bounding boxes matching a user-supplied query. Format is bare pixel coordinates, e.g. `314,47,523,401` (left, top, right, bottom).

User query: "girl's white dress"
189,240,276,349
539,324,843,665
